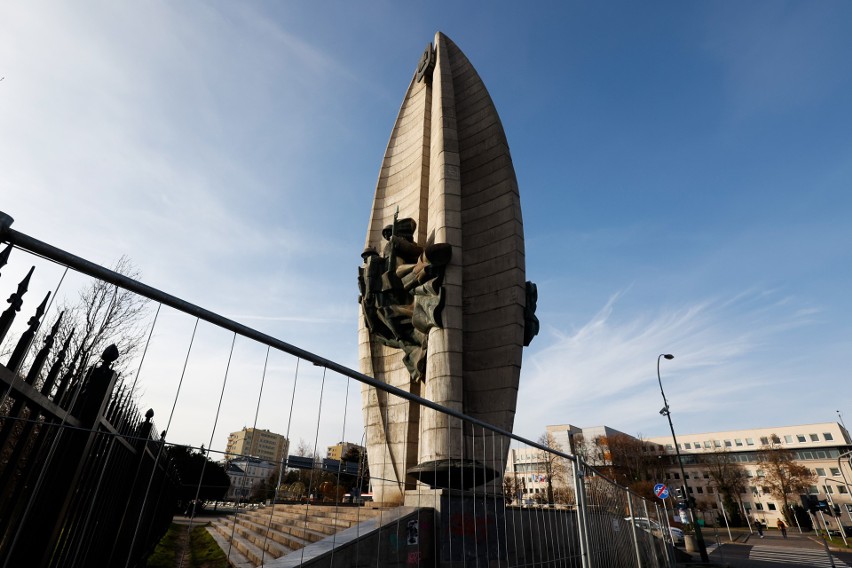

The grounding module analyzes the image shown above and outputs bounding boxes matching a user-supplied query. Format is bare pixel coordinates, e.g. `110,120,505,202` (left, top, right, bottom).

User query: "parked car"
624,517,685,546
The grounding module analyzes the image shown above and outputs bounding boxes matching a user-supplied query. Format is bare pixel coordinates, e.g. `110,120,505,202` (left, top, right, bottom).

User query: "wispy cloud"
516,288,819,438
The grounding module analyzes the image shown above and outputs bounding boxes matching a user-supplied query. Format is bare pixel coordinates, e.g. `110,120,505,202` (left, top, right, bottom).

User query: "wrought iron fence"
0,212,676,568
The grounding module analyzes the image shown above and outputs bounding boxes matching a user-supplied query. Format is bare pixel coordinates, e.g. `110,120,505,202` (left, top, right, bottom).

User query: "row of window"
814,467,843,477
670,432,835,452
674,448,842,465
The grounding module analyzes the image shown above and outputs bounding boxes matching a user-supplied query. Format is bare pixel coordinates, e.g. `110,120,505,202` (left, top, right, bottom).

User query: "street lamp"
657,353,709,563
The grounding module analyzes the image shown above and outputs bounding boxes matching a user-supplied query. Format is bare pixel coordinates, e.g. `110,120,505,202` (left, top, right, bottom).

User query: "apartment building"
327,441,364,462
225,427,289,464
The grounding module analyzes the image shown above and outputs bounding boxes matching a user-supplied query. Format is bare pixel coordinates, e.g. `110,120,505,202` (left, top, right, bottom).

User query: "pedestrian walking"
777,519,787,538
757,521,764,538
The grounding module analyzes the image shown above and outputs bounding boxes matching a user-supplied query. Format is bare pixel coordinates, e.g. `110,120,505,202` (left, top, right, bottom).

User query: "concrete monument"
358,32,538,505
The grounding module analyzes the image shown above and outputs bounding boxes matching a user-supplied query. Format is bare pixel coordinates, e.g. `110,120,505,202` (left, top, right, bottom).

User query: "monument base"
405,488,506,566
407,458,500,490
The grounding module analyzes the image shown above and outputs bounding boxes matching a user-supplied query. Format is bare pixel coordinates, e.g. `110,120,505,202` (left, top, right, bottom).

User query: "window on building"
768,503,777,511
673,472,680,479
797,435,806,442
784,435,793,443
824,485,834,494
714,440,721,447
704,472,710,479
666,444,674,450
755,503,764,511
831,468,841,476
724,440,732,447
746,470,754,478
762,487,770,494
816,468,827,476
684,442,691,449
697,487,704,494
708,487,714,494
760,437,769,445
749,485,757,494
735,439,743,446
846,504,852,514
756,469,765,478
824,433,834,441
810,434,819,442
809,486,819,495
704,441,712,448
838,486,848,495
746,438,755,446
744,502,752,510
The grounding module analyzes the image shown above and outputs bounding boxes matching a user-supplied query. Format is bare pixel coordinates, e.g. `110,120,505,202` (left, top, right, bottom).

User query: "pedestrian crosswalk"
747,544,849,567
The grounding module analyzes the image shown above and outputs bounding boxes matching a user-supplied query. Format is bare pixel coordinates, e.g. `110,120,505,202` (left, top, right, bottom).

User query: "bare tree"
702,448,748,524
56,256,149,373
579,433,663,500
295,438,315,458
538,432,570,505
757,435,815,521
503,475,524,505
12,255,150,386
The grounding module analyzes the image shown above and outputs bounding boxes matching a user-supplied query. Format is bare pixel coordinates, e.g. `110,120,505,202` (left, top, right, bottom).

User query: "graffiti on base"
407,519,419,545
449,514,491,541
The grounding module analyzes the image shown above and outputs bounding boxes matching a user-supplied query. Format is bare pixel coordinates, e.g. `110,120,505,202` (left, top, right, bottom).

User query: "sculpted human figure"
358,215,451,381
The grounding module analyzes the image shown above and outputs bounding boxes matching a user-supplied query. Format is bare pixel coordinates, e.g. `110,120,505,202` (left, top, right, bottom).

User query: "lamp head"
663,354,674,360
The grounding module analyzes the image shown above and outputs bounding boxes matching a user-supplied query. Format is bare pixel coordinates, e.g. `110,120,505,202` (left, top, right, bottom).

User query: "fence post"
655,501,675,568
572,457,591,568
3,346,120,568
626,490,644,568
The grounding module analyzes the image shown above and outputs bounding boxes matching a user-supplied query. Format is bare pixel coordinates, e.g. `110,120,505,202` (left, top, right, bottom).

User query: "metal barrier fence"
0,213,675,568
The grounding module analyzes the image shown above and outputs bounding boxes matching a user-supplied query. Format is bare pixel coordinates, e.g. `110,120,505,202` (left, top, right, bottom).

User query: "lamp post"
657,353,709,562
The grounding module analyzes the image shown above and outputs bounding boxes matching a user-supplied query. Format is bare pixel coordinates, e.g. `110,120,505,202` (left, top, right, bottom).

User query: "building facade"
511,421,852,530
327,442,364,462
225,457,278,501
225,427,289,464
646,422,852,528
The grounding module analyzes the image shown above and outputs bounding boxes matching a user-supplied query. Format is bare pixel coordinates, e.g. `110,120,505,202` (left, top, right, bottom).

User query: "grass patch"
147,522,229,568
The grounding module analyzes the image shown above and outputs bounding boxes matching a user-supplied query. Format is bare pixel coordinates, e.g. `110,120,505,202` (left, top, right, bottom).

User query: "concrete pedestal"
405,489,506,566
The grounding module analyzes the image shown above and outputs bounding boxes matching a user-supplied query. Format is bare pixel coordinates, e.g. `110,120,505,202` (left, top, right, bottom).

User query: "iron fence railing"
0,211,675,568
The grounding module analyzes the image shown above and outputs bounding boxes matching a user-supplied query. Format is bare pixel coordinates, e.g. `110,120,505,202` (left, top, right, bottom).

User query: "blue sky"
2,2,851,453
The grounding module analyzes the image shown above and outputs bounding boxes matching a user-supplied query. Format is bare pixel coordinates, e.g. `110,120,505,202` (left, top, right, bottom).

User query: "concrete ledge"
265,507,426,568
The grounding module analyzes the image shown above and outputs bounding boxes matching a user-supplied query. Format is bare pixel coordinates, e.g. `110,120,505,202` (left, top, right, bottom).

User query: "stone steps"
208,504,389,567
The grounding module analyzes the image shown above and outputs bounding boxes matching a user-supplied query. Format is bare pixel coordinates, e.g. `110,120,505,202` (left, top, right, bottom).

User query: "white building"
646,422,852,527
225,457,278,501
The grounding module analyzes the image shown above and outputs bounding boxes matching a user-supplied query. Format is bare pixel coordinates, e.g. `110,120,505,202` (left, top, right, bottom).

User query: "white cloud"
516,288,819,438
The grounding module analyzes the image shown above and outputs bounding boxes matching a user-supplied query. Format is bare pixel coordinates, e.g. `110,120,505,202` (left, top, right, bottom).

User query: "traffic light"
674,487,684,500
801,494,819,513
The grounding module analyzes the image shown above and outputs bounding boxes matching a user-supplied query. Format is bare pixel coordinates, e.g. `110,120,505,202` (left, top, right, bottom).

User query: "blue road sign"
654,483,669,499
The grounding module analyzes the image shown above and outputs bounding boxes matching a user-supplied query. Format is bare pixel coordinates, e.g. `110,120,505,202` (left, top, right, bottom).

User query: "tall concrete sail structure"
358,32,537,504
